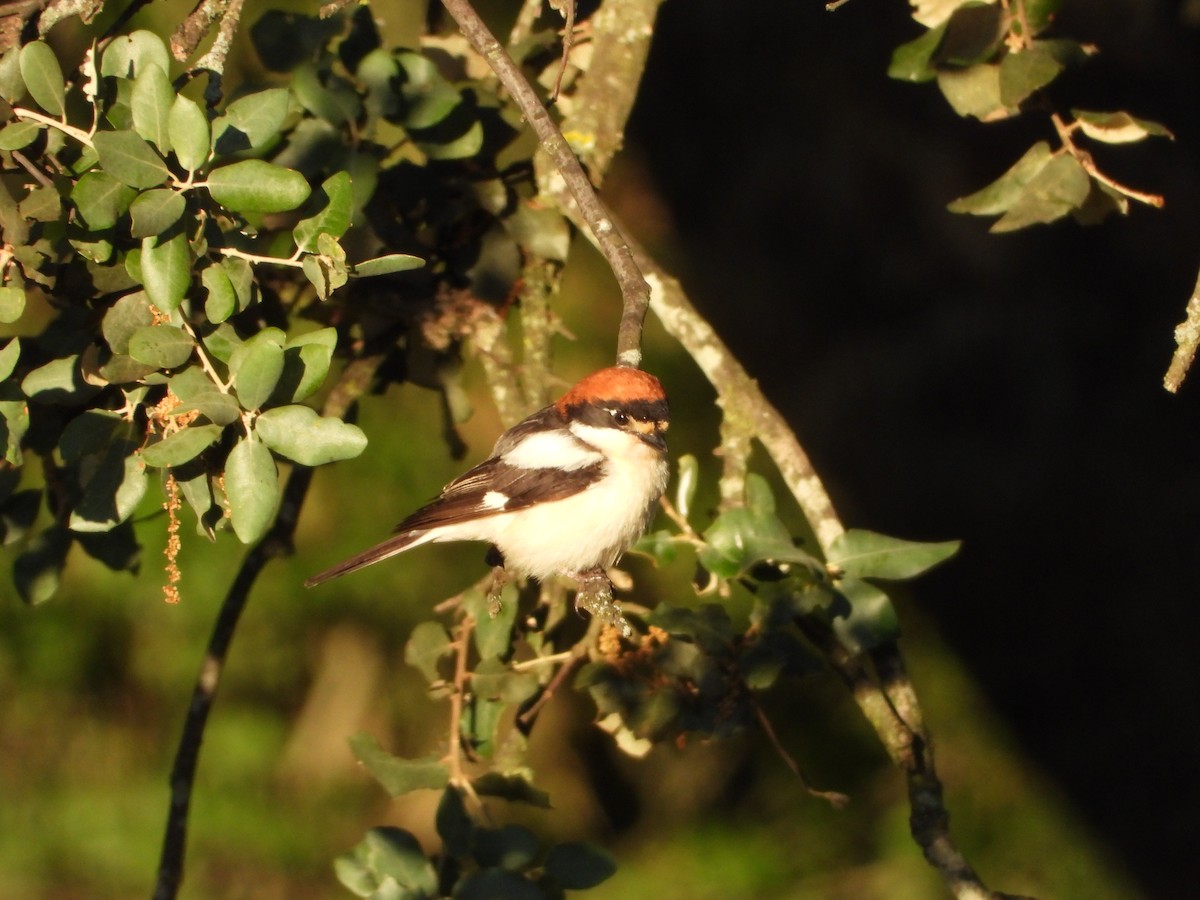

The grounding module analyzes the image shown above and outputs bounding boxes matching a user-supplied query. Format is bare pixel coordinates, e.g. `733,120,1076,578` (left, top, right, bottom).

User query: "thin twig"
1164,261,1200,393
151,354,385,900
516,627,593,728
445,614,475,785
752,698,849,808
440,0,650,369
1051,113,1164,208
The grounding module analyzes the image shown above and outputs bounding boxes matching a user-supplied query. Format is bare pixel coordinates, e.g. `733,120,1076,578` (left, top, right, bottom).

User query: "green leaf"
19,42,65,117
131,63,173,152
826,529,960,580
14,525,72,604
21,355,99,405
140,424,223,468
1072,108,1175,145
0,288,25,325
335,827,438,899
222,256,255,310
213,87,290,153
19,183,61,223
464,582,519,659
674,453,699,522
224,435,278,542
992,153,1090,232
102,291,155,353
698,474,822,580
71,170,137,230
832,578,901,655
948,141,1054,215
999,43,1064,109
470,772,552,808
140,232,192,313
0,45,24,103
349,733,450,796
129,189,185,238
201,264,237,324
169,95,211,172
69,441,148,532
76,521,141,572
302,242,349,299
888,22,947,83
936,63,1011,121
936,3,1005,67
0,120,43,151
0,338,20,380
404,621,453,683
128,324,194,368
277,330,335,402
93,130,170,189
544,842,617,890
229,332,284,410
100,30,171,79
254,405,367,465
351,254,425,278
205,160,311,214
293,171,353,252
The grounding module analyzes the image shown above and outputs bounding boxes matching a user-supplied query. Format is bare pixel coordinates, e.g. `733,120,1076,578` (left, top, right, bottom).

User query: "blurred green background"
5,0,1197,897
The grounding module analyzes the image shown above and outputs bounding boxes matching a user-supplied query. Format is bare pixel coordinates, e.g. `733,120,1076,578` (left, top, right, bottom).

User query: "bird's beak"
633,419,668,452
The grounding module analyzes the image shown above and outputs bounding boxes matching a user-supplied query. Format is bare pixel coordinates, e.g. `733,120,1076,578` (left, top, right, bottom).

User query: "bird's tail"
303,531,430,587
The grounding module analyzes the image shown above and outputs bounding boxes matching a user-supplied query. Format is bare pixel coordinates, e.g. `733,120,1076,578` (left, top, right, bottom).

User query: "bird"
304,366,670,588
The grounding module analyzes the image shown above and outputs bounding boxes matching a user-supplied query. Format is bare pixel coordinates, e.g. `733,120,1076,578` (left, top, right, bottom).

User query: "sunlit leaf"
93,130,170,189
254,404,367,465
1073,108,1175,145
213,87,290,153
230,332,285,410
936,63,1011,121
0,289,25,325
205,160,311,214
293,171,353,252
351,254,425,278
0,120,42,151
827,528,960,580
128,324,194,369
100,30,171,79
991,153,1089,232
169,95,211,172
404,621,452,683
140,424,223,468
131,63,173,151
140,232,191,313
948,141,1053,215
19,42,65,116
21,355,99,405
224,435,278,542
349,733,450,796
201,264,237,324
128,189,185,238
71,170,137,230
102,291,154,353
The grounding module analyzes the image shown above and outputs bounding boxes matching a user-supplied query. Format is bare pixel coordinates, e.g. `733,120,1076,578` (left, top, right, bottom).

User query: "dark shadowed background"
619,1,1200,896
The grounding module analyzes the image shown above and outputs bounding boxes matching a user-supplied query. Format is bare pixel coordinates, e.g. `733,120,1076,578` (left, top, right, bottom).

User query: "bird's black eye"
610,409,629,426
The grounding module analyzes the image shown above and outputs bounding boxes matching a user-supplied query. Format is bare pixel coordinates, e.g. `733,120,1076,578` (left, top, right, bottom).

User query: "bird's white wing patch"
481,490,510,510
501,429,603,471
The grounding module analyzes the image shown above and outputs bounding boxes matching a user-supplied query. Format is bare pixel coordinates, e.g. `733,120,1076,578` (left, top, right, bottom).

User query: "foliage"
889,0,1171,230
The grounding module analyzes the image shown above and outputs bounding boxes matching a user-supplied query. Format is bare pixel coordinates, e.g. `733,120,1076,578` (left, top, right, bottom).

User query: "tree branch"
151,354,385,900
440,0,650,369
1164,261,1200,393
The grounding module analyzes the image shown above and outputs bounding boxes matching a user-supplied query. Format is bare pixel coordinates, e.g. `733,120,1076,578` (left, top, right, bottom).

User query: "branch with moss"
438,1,1025,895
440,0,650,369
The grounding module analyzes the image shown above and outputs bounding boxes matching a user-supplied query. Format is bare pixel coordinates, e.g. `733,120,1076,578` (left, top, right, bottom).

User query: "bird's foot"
573,568,633,639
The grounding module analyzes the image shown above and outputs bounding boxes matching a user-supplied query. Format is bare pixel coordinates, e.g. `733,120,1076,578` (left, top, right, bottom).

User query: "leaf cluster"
336,788,615,900
0,11,571,602
888,0,1171,230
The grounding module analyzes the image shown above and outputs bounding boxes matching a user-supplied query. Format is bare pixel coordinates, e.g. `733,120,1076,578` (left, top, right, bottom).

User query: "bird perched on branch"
305,366,670,589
